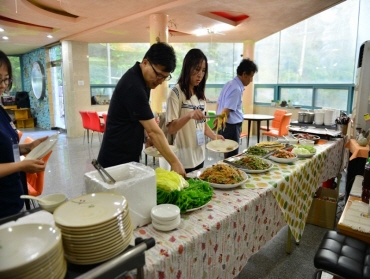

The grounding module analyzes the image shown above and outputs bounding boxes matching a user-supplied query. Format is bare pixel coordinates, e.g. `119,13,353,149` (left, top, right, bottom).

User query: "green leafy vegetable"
157,179,213,213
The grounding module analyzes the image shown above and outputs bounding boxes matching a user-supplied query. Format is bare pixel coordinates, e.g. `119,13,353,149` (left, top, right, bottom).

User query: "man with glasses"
98,42,185,176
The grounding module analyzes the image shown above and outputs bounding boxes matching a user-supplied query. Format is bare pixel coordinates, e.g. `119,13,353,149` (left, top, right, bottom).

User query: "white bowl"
151,214,181,226
39,193,67,213
152,217,181,231
300,139,315,146
151,204,180,222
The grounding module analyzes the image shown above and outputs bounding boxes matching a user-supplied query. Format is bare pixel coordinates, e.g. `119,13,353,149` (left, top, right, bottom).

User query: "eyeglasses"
149,62,171,81
0,78,12,86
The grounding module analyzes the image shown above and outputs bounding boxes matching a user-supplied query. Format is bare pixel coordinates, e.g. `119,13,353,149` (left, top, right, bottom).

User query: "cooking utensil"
91,159,116,184
20,195,56,205
223,159,250,170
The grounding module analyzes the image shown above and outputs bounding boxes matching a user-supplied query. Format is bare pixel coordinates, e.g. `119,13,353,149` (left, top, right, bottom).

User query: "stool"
313,230,370,279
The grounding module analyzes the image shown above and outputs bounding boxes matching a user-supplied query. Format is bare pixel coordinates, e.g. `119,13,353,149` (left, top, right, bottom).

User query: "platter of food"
156,169,213,213
225,155,273,174
206,139,239,153
198,164,249,189
292,133,320,144
243,145,269,156
269,150,298,163
186,200,211,212
291,145,316,158
255,141,285,151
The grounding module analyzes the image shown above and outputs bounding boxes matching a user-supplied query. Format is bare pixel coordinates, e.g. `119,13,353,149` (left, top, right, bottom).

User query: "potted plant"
276,100,280,107
280,100,287,107
271,100,276,107
287,100,292,107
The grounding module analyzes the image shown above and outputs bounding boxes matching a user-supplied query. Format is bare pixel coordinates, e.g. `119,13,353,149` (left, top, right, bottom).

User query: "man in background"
98,42,185,176
216,58,258,158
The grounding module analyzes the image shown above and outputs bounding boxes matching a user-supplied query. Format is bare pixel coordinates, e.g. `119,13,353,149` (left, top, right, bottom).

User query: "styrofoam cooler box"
84,162,156,229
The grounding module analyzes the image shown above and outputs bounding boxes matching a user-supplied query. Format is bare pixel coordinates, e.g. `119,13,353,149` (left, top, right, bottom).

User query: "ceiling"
0,0,344,56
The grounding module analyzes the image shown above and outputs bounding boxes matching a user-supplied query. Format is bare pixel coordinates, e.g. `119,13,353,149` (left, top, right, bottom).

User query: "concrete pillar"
61,41,91,137
242,40,255,134
149,14,169,114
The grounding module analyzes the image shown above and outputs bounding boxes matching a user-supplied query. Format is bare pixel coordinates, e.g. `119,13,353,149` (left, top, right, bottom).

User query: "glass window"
171,42,243,85
8,56,22,93
254,87,275,103
315,88,348,111
280,88,313,107
254,33,280,84
278,0,359,84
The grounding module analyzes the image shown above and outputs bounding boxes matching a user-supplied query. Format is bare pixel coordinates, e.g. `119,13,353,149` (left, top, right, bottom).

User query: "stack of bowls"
53,192,132,265
0,224,66,279
151,204,181,231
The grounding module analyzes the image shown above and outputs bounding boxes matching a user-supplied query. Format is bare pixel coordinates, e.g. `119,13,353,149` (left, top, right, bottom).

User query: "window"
88,42,243,104
254,0,362,112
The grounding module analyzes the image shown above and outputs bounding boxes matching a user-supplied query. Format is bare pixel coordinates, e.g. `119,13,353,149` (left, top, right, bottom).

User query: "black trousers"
220,122,242,158
185,162,204,174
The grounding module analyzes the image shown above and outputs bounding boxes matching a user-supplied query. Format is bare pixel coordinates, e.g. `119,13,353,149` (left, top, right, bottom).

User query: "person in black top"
97,42,185,176
0,50,48,218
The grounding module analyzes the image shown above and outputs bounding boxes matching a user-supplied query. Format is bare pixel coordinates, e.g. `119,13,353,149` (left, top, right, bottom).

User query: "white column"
242,40,255,134
149,14,169,114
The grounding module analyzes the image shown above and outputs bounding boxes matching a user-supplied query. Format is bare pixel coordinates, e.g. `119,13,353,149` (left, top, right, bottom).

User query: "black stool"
313,230,370,279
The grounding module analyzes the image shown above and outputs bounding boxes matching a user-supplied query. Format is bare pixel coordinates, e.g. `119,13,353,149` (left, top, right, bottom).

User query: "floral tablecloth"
126,139,345,279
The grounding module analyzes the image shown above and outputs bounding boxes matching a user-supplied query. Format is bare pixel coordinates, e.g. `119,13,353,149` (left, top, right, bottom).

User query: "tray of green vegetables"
156,168,213,213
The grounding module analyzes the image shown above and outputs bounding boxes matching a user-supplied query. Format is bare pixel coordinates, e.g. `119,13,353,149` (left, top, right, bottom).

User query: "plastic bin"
84,162,156,229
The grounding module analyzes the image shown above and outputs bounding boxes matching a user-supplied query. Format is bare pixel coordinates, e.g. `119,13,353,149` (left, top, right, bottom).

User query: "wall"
21,48,51,129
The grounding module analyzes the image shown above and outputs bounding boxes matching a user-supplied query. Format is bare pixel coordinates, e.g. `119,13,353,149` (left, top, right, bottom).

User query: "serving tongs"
91,159,116,184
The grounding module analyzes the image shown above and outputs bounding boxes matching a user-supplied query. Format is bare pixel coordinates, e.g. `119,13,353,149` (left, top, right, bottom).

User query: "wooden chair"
23,136,53,208
262,113,292,140
87,111,105,145
79,111,90,144
260,109,287,132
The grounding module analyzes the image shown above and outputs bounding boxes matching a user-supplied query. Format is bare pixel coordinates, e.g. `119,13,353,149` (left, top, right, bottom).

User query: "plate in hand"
144,145,177,157
206,139,238,153
25,133,59,160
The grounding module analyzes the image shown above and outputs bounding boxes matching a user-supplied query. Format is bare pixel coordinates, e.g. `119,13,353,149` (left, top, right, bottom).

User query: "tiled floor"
20,128,337,278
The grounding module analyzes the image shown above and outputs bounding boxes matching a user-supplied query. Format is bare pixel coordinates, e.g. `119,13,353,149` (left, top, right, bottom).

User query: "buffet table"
126,138,346,279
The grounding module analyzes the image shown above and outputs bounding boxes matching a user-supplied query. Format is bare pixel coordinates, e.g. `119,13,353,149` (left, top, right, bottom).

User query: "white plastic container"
84,162,156,229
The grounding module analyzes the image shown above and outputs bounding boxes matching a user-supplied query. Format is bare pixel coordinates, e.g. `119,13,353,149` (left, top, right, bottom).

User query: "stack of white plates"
151,204,181,231
54,192,133,265
0,224,66,279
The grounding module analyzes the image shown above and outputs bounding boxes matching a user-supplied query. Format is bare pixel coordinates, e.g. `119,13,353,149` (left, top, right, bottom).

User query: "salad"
292,145,316,155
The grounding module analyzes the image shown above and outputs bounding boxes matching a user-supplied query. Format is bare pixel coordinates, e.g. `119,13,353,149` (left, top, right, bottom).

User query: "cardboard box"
306,187,338,229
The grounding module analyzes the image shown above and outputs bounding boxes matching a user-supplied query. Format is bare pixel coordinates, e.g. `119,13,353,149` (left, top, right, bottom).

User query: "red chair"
23,137,53,208
260,109,287,132
79,111,90,144
102,113,108,125
87,111,105,145
262,113,292,140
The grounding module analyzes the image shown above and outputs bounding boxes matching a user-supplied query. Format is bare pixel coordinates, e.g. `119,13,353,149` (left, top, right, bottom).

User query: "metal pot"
298,111,315,124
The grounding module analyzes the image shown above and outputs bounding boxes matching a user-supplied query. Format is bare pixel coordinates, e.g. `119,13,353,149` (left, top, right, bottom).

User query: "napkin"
0,210,55,230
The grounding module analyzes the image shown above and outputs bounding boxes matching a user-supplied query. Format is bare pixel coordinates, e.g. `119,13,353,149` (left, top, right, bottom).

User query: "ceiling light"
2,36,9,40
47,35,53,38
0,28,4,32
